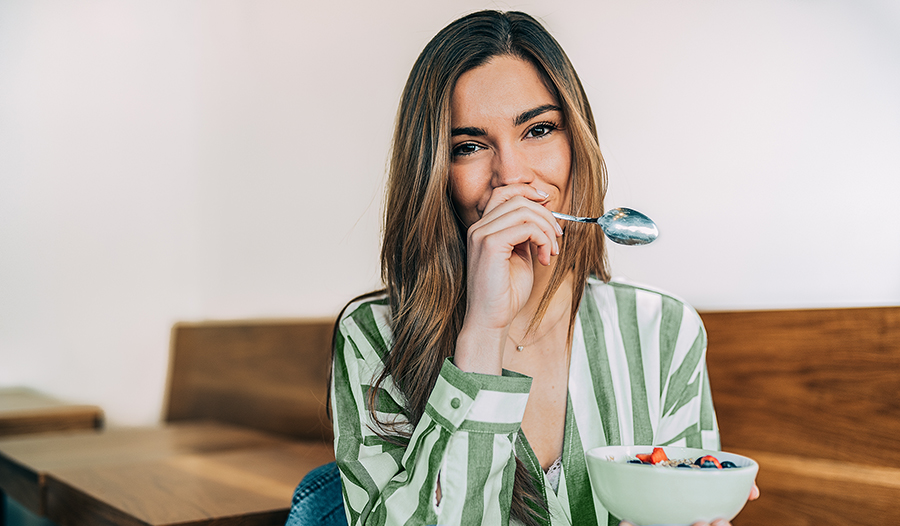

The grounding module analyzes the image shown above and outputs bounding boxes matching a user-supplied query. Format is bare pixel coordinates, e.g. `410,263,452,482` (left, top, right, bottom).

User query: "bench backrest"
163,319,336,442
163,307,900,457
701,306,900,467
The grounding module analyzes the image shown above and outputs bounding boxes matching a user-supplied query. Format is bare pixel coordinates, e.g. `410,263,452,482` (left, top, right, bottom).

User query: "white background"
2,0,898,426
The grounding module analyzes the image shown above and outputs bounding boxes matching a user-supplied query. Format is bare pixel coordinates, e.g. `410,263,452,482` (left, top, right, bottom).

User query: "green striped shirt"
331,278,720,526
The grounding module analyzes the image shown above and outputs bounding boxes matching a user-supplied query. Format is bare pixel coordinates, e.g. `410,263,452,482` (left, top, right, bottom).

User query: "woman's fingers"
749,482,760,501
481,183,549,216
471,219,554,266
474,188,563,264
480,184,563,238
469,206,558,265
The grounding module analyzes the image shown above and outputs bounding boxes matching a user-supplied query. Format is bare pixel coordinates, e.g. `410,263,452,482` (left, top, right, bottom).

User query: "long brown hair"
370,10,609,525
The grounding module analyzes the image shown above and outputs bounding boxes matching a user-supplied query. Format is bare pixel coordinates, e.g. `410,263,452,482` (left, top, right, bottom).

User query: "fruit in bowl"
585,445,758,526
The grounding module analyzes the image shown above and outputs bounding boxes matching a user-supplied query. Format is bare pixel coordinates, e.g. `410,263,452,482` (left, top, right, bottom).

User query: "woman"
330,10,753,526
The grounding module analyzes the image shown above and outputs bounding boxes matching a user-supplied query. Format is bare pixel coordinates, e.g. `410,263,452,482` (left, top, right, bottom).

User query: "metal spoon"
552,207,659,246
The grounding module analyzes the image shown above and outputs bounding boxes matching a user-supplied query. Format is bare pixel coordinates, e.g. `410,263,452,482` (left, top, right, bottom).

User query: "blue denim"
285,461,347,526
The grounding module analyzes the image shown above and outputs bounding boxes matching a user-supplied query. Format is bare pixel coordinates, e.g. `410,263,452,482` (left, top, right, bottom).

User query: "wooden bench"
701,306,900,525
164,318,336,442
166,309,900,524
0,318,337,526
158,309,900,524
4,307,896,525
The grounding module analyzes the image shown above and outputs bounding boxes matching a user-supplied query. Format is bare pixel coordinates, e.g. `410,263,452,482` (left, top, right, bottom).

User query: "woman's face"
448,55,572,228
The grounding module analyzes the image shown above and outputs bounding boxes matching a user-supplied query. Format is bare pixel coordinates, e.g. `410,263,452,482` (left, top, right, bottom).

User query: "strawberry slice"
649,447,668,464
698,455,722,469
635,447,669,465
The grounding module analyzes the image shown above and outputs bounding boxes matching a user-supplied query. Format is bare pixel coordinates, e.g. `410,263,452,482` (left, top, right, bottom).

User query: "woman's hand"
454,184,563,375
619,483,759,526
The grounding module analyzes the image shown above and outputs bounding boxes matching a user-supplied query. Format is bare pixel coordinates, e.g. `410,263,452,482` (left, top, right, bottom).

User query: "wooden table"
44,441,334,526
0,388,103,438
0,421,334,525
0,387,104,525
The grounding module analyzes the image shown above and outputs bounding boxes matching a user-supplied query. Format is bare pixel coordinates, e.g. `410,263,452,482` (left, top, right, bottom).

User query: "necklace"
507,311,569,352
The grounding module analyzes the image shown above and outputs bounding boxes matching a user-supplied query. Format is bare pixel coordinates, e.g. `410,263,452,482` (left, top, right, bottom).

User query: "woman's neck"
511,256,574,340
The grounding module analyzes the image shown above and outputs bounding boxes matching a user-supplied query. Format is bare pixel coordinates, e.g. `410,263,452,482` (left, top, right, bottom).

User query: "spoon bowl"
553,207,659,246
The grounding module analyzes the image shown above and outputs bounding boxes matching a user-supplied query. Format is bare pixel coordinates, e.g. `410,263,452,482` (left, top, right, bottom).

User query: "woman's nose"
491,147,532,186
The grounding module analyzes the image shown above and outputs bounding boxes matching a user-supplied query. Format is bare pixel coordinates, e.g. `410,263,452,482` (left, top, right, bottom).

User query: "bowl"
585,445,758,526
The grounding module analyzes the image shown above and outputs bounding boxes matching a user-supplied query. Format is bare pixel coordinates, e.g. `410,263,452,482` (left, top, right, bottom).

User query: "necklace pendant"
516,345,525,352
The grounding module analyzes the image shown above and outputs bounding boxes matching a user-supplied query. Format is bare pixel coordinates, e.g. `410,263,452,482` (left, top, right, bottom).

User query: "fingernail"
536,189,549,198
553,239,559,254
555,222,563,236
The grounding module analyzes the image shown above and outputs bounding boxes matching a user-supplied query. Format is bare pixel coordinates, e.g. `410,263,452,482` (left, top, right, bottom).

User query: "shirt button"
450,397,461,409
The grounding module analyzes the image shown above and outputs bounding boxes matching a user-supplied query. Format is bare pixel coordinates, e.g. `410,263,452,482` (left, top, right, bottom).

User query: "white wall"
1,0,898,426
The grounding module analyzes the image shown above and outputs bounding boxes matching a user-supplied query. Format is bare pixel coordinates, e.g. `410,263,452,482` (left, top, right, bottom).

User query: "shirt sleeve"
331,301,533,526
655,302,721,450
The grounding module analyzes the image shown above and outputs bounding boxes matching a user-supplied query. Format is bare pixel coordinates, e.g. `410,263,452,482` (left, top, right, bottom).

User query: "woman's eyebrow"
515,104,561,126
450,104,562,137
451,126,486,137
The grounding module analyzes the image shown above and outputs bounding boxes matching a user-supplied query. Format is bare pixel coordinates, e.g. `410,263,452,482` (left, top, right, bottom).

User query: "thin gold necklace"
507,311,569,352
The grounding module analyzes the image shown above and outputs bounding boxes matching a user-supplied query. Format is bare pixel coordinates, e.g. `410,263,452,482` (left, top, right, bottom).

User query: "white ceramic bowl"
585,446,758,526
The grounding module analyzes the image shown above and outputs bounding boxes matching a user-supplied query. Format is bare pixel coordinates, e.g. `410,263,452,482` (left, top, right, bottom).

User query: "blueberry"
700,460,719,468
627,459,643,464
721,461,737,469
693,457,704,466
676,463,692,468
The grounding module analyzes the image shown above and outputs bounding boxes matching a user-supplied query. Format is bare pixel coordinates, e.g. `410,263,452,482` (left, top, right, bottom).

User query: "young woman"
330,10,754,526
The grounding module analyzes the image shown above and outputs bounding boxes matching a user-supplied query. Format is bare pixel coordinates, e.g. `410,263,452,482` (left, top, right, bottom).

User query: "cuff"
424,358,532,434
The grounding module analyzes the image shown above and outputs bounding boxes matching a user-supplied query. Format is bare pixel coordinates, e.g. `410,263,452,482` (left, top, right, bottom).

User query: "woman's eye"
452,143,482,157
526,123,556,138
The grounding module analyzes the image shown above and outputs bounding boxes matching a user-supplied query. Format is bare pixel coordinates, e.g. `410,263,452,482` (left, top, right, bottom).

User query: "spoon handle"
551,212,596,224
